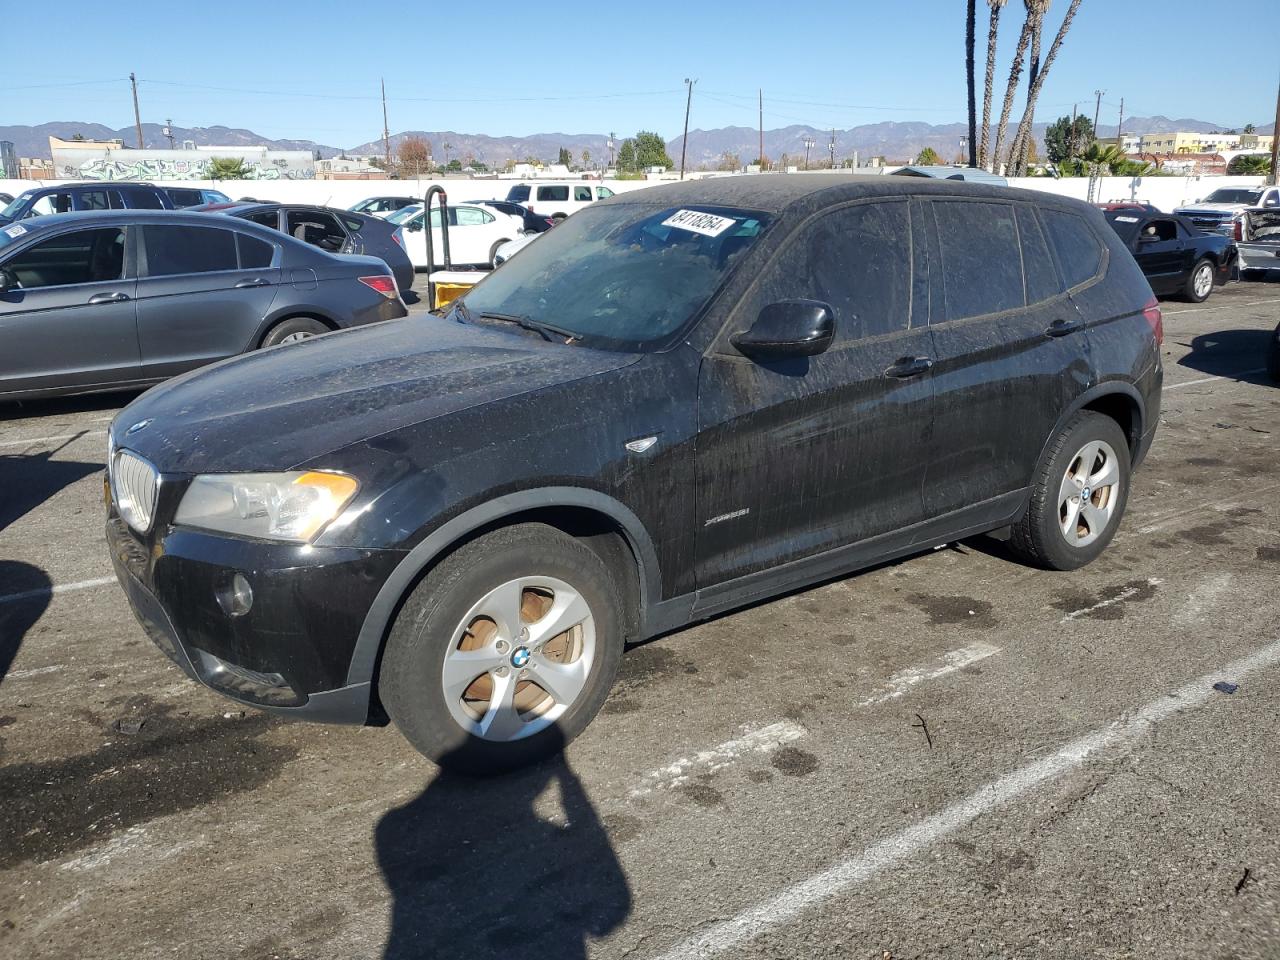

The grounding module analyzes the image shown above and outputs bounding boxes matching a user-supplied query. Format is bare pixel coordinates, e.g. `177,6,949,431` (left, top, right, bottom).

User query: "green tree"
1044,114,1094,163
1228,154,1273,176
1243,123,1256,134
617,139,637,172
205,156,248,180
581,149,591,169
915,147,942,165
445,158,462,172
558,146,572,167
633,131,673,169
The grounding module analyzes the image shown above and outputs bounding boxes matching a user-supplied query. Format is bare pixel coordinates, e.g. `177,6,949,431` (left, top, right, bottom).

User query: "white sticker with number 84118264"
660,209,736,237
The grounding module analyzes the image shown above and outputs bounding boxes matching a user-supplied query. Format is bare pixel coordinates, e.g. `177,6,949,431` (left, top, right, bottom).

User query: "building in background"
316,156,391,180
0,141,18,179
1102,131,1276,156
48,136,316,181
1139,152,1228,177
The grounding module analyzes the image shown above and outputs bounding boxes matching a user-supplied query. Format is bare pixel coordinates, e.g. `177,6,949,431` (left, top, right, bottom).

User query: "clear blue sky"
3,0,1276,146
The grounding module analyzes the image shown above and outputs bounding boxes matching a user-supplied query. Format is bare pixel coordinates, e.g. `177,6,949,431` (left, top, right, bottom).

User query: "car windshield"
459,203,772,351
1,193,34,219
387,204,423,225
1202,189,1262,205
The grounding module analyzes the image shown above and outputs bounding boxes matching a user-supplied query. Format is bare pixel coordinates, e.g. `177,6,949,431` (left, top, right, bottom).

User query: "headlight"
174,471,358,542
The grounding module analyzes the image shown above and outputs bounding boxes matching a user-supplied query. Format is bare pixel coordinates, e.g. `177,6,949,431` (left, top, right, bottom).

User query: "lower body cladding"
106,515,404,722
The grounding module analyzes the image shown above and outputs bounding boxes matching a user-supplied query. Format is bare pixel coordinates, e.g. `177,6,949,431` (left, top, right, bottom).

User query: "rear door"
0,225,140,393
694,199,935,588
134,223,281,377
923,199,1091,518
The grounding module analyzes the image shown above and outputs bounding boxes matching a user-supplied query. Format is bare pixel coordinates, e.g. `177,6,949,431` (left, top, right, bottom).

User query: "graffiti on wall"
52,151,315,181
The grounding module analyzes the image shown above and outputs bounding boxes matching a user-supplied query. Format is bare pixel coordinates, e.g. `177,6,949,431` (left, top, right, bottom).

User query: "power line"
140,79,682,104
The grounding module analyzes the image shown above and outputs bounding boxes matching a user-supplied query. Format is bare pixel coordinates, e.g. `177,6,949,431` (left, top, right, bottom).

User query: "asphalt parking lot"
2,281,1279,960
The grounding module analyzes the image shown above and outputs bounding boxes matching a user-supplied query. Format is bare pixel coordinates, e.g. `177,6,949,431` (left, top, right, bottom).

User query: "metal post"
423,186,451,308
130,73,144,148
679,78,695,180
381,78,392,173
758,89,764,170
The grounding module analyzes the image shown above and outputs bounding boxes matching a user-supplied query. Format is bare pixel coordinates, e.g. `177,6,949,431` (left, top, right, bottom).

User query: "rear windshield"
387,204,422,225
1202,189,1262,205
1,192,35,219
460,204,772,351
1104,213,1143,244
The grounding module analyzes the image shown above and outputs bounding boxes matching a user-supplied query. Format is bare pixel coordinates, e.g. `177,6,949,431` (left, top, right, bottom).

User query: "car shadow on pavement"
0,389,138,423
0,561,52,683
1176,328,1275,382
376,730,631,960
0,445,103,535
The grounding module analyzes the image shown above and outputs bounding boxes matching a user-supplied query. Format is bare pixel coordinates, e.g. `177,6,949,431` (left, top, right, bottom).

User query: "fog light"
217,573,254,617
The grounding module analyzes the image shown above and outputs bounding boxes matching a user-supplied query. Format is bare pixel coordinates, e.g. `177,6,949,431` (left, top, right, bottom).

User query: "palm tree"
966,0,977,167
205,157,248,180
991,3,1035,174
978,0,1007,169
1014,0,1050,173
1007,0,1085,176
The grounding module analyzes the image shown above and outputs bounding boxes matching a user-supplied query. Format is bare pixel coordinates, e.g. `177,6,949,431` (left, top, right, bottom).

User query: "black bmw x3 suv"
107,176,1163,772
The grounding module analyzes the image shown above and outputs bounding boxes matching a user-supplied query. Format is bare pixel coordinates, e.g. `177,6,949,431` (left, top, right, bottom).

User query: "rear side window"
77,190,111,212
932,200,1023,321
166,188,203,208
506,185,530,203
536,185,570,202
574,186,593,202
1042,210,1104,289
244,211,279,230
28,192,72,217
286,210,346,252
341,216,364,232
127,189,165,210
144,225,239,276
4,227,126,288
755,201,911,343
1015,206,1062,304
237,233,275,268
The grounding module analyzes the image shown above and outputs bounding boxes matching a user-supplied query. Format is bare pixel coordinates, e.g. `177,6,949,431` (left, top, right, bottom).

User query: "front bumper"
107,509,404,723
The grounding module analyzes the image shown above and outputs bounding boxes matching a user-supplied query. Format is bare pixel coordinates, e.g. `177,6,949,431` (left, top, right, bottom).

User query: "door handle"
87,291,130,304
884,356,934,379
235,278,270,288
1045,318,1084,337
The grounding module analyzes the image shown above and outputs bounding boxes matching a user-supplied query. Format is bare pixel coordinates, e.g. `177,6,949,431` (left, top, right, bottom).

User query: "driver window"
5,228,126,288
29,193,73,217
285,211,346,252
1143,220,1177,242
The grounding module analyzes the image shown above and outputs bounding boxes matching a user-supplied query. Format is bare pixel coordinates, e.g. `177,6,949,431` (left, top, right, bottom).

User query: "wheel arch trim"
344,486,661,687
1037,381,1147,470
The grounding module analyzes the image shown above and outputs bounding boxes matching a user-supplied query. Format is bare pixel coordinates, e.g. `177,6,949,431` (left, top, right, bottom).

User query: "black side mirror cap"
732,299,836,359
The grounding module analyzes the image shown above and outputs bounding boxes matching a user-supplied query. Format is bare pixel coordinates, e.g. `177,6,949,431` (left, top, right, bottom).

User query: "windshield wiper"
477,311,581,344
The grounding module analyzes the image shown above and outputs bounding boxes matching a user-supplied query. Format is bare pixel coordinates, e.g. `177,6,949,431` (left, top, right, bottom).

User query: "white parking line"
0,576,116,606
6,664,63,680
628,721,807,797
0,429,106,448
651,636,1280,960
1163,296,1280,317
1059,577,1162,623
858,642,1001,706
1164,367,1267,391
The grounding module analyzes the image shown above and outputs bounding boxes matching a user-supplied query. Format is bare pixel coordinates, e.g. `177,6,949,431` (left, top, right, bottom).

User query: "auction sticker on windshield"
1115,216,1140,223
661,209,737,237
3,224,27,238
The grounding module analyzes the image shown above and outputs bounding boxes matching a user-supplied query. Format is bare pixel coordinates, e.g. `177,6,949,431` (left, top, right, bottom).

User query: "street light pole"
679,78,696,180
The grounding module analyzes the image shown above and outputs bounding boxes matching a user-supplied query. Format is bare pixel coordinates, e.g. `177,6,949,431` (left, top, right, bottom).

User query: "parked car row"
0,182,232,223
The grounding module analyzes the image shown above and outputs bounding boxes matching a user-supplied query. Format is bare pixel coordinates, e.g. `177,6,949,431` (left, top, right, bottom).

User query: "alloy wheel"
1193,263,1213,300
441,576,595,742
1058,439,1122,548
279,331,317,344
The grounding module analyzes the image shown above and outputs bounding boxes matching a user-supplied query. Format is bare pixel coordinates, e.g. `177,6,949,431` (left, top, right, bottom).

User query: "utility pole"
608,132,616,170
829,128,836,169
1270,69,1280,186
129,72,144,148
803,136,815,170
1117,97,1125,147
679,78,695,180
162,119,175,149
758,88,764,170
1092,89,1105,140
381,78,392,173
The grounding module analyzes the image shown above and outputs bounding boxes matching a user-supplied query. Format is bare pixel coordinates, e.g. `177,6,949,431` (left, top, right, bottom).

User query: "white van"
504,181,614,218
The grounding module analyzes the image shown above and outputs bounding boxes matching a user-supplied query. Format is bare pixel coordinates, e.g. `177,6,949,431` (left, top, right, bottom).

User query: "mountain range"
3,116,1273,169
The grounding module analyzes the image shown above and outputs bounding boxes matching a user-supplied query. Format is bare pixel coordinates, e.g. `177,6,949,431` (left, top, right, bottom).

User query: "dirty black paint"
0,701,295,870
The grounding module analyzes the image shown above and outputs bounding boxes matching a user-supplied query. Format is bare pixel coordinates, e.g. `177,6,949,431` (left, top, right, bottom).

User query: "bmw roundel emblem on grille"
125,418,153,437
511,646,531,668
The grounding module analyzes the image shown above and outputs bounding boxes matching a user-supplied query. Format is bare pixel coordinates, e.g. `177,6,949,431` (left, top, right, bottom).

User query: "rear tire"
1182,258,1215,303
1008,412,1131,571
260,316,329,347
1267,322,1280,383
488,239,509,267
380,523,625,775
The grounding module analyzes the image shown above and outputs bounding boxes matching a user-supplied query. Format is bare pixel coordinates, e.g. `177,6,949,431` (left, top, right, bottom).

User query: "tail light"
391,228,403,247
1233,218,1243,241
359,275,398,298
1142,296,1163,347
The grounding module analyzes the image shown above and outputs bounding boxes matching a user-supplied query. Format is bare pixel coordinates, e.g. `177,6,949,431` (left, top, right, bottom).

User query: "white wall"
1006,174,1267,210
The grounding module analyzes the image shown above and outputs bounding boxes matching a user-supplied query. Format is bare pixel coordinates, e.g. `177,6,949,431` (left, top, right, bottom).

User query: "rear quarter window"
931,200,1024,321
1015,206,1063,303
1042,209,1104,289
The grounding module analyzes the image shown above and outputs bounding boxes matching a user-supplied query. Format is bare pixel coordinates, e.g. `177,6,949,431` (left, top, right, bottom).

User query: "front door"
134,223,280,378
694,199,935,591
1131,217,1186,295
0,225,140,394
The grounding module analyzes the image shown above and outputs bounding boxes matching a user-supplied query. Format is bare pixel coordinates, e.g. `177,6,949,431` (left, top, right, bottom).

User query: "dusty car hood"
112,316,639,474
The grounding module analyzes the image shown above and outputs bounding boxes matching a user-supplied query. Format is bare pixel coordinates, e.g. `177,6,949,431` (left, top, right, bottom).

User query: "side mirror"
731,300,835,359
0,268,16,293
407,219,424,233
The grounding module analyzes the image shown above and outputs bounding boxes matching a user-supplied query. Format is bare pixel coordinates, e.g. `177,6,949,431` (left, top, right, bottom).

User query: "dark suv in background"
106,177,1162,773
0,182,175,223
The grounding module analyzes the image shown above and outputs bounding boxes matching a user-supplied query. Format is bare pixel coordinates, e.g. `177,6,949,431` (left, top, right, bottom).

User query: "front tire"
260,316,329,347
379,523,625,774
488,239,510,267
1008,412,1131,571
1183,258,1215,303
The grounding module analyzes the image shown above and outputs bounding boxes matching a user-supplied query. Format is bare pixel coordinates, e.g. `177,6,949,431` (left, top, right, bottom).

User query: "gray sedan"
0,210,407,401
